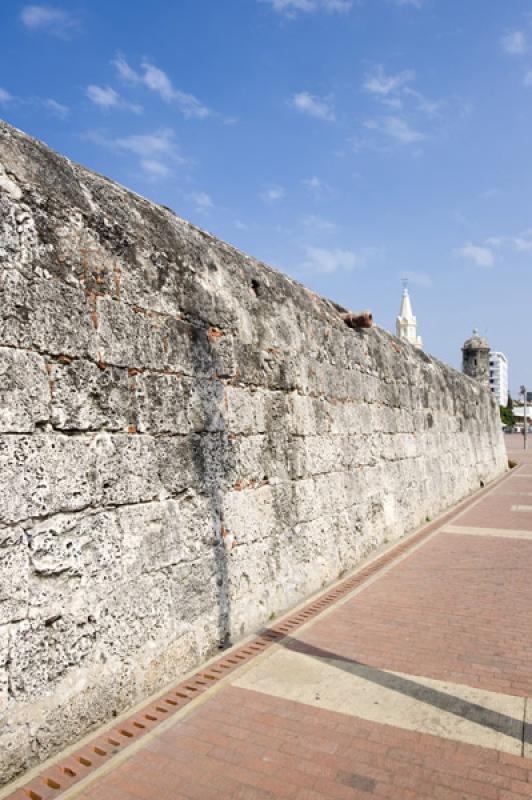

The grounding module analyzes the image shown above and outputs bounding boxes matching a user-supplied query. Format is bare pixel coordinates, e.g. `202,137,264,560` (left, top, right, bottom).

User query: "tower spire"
396,283,423,349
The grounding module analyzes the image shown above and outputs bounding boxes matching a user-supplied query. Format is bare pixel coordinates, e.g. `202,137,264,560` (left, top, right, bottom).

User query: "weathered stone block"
0,725,31,785
95,296,215,376
49,359,129,431
0,347,49,432
0,269,97,358
0,528,28,625
0,435,93,524
132,374,224,435
117,493,216,576
0,433,170,524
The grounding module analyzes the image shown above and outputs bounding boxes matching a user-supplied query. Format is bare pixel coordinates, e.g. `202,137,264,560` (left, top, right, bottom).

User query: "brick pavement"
296,531,532,696
454,494,532,531
75,688,532,800
5,436,532,800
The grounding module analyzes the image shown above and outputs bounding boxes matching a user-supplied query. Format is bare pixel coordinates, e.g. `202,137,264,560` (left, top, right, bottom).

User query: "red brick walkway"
6,437,532,800
81,688,531,800
298,531,532,695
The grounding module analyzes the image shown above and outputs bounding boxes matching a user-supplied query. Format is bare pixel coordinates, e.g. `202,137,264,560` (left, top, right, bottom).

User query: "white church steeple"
396,282,423,349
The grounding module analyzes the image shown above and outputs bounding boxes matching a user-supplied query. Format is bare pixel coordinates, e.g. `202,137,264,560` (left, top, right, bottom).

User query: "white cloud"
142,59,210,118
502,30,527,55
263,0,351,14
87,85,120,108
513,235,532,252
20,5,79,36
44,98,68,118
114,129,180,158
302,215,339,233
381,96,403,110
487,229,532,253
524,71,532,87
478,188,499,200
364,115,425,144
362,65,444,140
363,66,415,96
0,89,69,116
112,55,210,119
113,54,139,83
393,0,423,7
322,0,352,9
141,61,178,102
302,175,332,197
291,91,335,121
86,128,187,180
86,84,142,114
384,116,425,143
140,159,171,179
454,243,495,268
260,185,285,203
303,176,322,190
403,87,442,116
267,0,315,10
191,192,214,210
302,245,361,274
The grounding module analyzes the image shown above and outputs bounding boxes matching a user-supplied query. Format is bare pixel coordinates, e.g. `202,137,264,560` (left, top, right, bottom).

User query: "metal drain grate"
6,467,514,800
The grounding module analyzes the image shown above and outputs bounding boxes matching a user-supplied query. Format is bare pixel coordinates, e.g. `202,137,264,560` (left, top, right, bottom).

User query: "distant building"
396,285,422,349
488,351,508,406
512,407,531,426
462,330,490,387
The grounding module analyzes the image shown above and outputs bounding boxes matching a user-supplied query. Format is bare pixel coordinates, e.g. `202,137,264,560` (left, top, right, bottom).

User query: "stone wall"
0,120,507,784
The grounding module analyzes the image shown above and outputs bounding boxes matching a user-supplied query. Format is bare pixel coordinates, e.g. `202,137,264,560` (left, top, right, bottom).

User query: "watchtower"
462,329,490,386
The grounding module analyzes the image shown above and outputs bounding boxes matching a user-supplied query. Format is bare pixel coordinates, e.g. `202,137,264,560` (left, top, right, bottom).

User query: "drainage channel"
5,467,517,800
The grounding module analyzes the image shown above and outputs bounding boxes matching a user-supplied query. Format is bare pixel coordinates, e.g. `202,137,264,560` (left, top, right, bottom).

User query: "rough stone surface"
0,119,507,785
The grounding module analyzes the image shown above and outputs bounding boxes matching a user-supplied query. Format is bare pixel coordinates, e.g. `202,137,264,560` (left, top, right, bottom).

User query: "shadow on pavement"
260,631,532,748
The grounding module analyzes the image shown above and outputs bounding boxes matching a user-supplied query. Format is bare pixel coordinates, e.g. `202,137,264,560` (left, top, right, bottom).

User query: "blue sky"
1,1,531,396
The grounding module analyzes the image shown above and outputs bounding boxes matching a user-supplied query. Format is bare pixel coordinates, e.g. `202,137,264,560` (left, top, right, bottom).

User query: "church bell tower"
396,282,423,349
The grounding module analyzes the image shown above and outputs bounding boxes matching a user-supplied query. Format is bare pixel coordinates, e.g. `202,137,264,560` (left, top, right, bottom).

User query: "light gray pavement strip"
526,699,532,759
233,646,525,755
3,450,528,800
1,485,472,800
511,505,532,512
442,524,532,540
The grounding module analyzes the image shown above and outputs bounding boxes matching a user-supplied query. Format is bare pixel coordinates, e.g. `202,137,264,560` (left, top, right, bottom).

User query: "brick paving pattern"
76,687,532,800
6,436,532,800
455,494,532,531
298,531,532,695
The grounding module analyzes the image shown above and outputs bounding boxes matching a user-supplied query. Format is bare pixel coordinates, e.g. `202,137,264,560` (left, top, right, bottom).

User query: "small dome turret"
462,329,491,386
462,328,490,352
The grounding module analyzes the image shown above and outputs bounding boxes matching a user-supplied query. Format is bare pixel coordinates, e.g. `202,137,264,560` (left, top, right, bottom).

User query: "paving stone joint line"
1,464,520,800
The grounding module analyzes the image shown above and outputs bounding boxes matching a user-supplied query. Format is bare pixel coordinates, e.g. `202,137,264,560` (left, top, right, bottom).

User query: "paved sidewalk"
7,437,532,800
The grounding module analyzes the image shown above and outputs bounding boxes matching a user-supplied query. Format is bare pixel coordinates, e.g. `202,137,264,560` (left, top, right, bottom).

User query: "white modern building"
396,285,423,349
512,407,531,424
488,351,508,406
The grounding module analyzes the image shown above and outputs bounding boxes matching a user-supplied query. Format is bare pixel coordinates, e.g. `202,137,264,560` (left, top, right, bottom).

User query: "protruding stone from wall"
0,119,507,785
